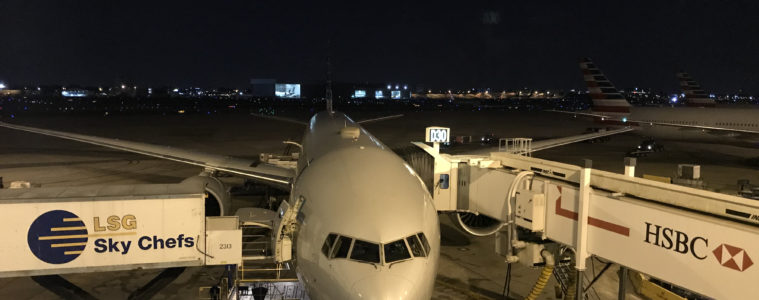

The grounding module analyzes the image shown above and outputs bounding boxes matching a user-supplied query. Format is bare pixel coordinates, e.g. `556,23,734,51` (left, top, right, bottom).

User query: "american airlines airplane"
554,58,759,147
0,100,629,298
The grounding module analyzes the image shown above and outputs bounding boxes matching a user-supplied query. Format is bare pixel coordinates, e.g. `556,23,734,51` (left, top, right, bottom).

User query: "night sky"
1,1,758,92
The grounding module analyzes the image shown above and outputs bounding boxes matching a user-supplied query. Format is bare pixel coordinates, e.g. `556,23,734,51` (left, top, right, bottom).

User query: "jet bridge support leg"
618,157,636,300
575,159,593,300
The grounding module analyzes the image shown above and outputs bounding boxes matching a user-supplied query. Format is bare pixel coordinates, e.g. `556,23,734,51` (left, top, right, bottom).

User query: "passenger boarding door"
271,196,306,263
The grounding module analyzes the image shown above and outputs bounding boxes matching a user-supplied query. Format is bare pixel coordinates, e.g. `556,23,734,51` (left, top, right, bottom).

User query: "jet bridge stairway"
414,141,759,299
231,198,305,299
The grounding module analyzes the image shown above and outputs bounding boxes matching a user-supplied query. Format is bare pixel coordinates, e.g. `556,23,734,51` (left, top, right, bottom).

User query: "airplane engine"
181,175,230,216
449,212,503,236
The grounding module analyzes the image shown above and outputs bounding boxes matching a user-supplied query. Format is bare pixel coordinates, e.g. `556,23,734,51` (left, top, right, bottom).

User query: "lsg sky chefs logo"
27,210,195,264
27,210,89,264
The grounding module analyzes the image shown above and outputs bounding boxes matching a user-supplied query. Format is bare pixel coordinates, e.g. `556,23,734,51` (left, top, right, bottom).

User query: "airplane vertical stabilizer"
580,58,632,115
678,72,716,107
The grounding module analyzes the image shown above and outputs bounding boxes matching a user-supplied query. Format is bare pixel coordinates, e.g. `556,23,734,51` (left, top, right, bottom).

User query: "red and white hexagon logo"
713,244,753,272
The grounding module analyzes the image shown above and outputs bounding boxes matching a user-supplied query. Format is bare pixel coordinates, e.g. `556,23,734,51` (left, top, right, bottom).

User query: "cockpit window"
332,236,353,259
322,232,431,264
406,235,426,257
418,232,431,255
321,233,337,257
350,239,380,264
384,239,411,263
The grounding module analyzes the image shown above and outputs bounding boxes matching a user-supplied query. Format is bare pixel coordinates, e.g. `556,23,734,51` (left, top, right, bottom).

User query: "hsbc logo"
643,222,753,272
713,244,753,272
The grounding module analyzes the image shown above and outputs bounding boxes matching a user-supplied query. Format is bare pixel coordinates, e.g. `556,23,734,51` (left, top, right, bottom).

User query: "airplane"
0,97,631,299
552,58,759,147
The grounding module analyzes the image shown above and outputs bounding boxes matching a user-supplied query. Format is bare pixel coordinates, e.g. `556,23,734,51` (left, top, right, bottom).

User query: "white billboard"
0,196,205,277
353,90,366,98
275,84,301,98
391,90,401,99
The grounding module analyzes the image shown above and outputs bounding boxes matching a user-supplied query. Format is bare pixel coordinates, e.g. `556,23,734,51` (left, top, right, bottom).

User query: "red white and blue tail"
678,72,716,107
580,58,632,115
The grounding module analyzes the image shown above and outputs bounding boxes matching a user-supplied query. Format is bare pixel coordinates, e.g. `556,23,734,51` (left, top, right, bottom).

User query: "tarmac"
2,110,757,299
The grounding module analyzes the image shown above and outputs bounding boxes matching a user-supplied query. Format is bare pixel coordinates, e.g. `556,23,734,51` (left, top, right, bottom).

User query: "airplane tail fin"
580,58,631,114
678,72,716,107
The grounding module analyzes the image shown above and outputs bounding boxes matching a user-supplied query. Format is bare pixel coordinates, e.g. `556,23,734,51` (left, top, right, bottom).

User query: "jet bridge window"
350,239,380,264
384,239,411,263
321,233,338,257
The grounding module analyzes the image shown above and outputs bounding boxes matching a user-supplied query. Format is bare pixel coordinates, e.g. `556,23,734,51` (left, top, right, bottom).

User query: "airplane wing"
0,122,294,189
357,114,404,124
548,109,759,135
250,113,405,125
250,113,307,125
458,127,634,156
546,109,613,120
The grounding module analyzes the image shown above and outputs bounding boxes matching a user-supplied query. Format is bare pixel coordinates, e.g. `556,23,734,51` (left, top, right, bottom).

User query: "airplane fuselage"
291,111,440,299
598,106,759,146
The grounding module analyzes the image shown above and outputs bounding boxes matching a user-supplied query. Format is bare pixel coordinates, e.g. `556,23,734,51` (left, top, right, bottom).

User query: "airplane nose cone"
352,275,416,300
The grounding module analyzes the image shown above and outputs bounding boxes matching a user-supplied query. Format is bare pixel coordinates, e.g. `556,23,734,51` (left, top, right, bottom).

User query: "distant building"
250,79,276,97
343,83,411,100
249,78,412,100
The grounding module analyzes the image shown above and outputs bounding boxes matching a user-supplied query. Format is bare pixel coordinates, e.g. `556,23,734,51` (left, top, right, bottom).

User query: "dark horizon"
1,1,758,93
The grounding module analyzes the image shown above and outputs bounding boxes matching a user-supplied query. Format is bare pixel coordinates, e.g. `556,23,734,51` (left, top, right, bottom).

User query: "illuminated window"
375,90,384,99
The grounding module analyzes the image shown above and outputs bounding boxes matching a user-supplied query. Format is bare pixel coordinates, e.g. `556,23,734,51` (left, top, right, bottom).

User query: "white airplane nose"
352,274,416,300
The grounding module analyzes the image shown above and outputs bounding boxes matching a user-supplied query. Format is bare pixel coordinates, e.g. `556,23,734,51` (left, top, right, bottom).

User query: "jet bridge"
414,135,759,299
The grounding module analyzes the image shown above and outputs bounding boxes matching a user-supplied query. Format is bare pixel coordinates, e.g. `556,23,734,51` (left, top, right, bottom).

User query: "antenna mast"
326,55,334,114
